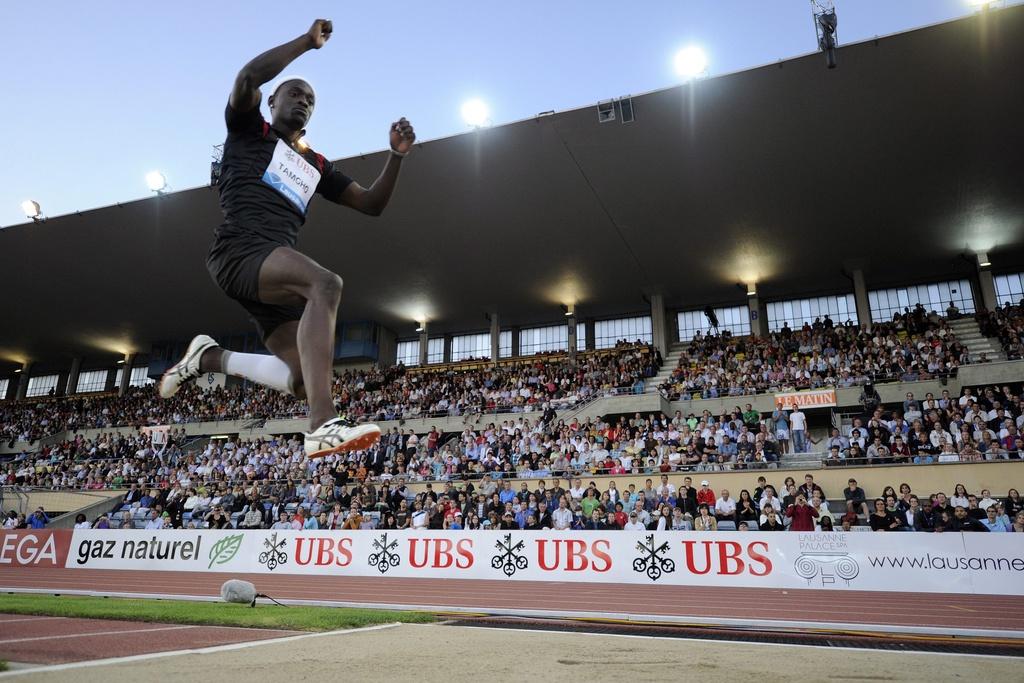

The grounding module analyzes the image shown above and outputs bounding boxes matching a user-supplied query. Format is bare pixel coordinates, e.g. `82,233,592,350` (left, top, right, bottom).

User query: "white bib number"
261,139,322,213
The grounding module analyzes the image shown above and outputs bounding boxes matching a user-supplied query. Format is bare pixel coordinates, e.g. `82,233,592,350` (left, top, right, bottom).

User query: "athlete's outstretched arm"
229,19,333,112
339,118,416,216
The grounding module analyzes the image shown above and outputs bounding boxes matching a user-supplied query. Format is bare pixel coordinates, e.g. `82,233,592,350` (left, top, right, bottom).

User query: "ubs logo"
491,534,528,577
259,533,288,571
368,533,401,574
632,534,675,582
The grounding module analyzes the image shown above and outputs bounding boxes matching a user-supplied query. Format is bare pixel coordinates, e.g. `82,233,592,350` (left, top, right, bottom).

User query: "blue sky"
0,0,988,227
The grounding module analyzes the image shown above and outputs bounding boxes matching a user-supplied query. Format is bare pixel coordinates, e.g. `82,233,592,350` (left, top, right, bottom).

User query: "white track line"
423,623,1024,661
0,625,196,645
0,622,401,678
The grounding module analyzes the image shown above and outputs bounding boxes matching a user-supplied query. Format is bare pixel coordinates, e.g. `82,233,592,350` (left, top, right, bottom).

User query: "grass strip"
0,594,433,632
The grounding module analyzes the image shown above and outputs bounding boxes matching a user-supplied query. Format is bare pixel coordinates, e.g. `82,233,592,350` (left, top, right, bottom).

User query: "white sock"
223,352,293,394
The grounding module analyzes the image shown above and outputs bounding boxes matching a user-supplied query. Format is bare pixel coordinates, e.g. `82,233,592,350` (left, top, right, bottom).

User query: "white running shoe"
305,418,382,459
158,334,219,399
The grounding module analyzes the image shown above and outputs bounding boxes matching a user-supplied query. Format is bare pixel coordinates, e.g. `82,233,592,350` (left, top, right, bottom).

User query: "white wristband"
390,147,408,158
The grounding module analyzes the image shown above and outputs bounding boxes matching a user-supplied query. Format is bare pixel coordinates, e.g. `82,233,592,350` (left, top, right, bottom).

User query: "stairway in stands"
948,317,1006,362
645,342,688,393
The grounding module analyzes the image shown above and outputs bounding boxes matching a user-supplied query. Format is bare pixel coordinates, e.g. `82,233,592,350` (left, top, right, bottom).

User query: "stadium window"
766,294,859,332
499,330,512,358
396,340,419,367
427,337,444,364
868,279,974,322
995,272,1024,307
576,322,587,351
451,332,490,361
520,324,568,355
129,366,153,387
0,378,8,400
76,369,109,393
677,306,750,342
593,315,653,349
26,374,59,398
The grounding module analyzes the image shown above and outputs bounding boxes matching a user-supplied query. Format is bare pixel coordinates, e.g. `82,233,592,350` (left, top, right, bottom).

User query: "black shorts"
206,237,304,342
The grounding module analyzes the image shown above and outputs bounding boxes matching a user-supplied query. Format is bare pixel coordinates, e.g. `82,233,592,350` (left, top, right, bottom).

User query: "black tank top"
214,103,352,246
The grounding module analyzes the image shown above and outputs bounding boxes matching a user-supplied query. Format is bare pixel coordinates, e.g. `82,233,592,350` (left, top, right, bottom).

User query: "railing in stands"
819,453,1023,468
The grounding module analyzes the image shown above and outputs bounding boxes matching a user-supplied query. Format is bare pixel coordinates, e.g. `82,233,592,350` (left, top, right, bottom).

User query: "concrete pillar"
976,254,997,312
118,353,135,396
511,326,520,358
746,285,768,337
418,324,429,366
584,318,596,351
66,357,82,396
443,335,452,364
489,313,500,364
15,361,31,400
567,312,578,361
852,269,872,332
650,293,668,356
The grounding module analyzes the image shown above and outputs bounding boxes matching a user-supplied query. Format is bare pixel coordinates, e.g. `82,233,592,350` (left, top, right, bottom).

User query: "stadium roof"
2,6,1023,372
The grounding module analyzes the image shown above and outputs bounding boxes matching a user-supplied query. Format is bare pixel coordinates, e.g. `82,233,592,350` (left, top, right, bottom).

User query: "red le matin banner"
774,389,837,410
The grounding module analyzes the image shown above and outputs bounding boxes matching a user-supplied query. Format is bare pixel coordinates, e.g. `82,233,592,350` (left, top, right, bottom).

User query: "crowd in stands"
823,382,1024,465
4,405,793,494
0,343,658,445
6,376,1024,503
977,300,1024,361
659,306,966,400
9,468,1019,534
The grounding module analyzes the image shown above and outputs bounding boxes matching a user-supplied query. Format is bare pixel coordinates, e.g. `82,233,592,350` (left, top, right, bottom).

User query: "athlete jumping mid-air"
160,19,414,457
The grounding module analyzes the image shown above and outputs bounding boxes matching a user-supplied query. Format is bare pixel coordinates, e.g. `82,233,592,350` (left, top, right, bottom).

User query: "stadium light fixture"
977,252,992,268
21,200,43,223
811,1,839,69
461,99,491,128
673,46,708,80
747,283,758,297
146,171,168,194
563,304,576,317
415,322,425,332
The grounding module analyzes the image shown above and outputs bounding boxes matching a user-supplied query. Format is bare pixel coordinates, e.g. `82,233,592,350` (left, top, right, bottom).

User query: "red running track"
0,613,297,665
3,566,1023,634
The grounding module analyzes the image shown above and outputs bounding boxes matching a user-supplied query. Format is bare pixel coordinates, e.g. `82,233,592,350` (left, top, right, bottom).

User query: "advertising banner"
0,530,71,568
774,389,837,410
53,529,1024,595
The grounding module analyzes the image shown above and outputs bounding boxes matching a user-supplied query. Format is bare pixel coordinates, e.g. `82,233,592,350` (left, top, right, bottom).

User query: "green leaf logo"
208,533,244,569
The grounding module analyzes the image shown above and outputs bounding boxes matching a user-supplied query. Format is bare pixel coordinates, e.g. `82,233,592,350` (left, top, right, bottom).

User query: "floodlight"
461,99,491,128
146,171,167,193
21,200,41,220
673,46,708,79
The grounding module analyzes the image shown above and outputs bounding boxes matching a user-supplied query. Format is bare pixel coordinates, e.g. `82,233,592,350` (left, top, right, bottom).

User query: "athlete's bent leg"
255,247,339,430
264,321,306,399
161,334,296,399
193,338,296,395
252,249,380,456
